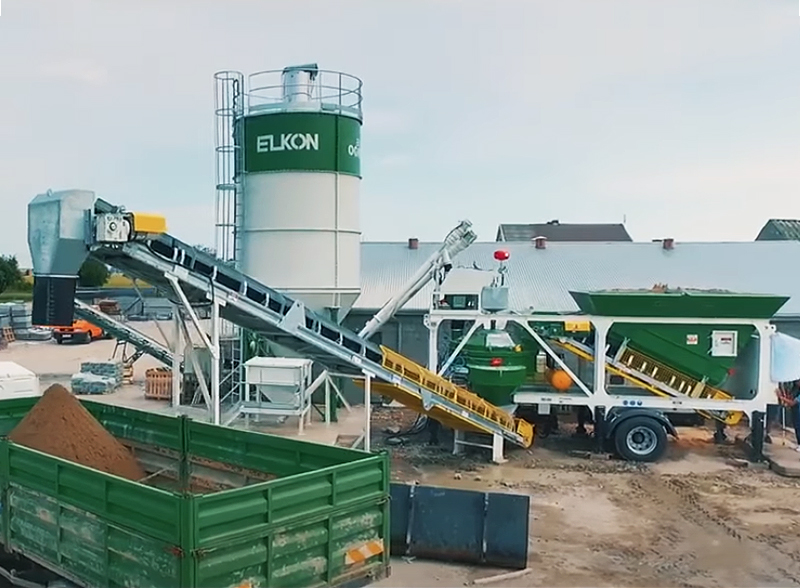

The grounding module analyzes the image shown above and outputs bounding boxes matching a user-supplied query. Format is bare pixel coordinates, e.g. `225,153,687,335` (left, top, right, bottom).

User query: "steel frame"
164,272,354,437
427,309,776,461
166,274,221,424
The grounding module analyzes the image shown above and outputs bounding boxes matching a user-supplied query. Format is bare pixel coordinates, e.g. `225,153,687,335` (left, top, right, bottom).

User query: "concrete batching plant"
214,64,363,322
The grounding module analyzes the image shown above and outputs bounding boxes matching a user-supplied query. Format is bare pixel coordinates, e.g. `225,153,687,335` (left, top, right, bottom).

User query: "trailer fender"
604,407,679,440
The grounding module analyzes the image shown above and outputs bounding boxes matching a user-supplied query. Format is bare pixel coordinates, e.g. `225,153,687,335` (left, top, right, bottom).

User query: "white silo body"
234,64,362,321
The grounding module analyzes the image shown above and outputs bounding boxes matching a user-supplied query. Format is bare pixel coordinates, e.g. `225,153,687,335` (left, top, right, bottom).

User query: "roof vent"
408,238,419,250
662,238,674,251
534,236,547,249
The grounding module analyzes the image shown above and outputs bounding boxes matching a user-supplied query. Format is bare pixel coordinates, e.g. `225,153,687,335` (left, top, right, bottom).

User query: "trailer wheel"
54,334,63,345
614,416,668,462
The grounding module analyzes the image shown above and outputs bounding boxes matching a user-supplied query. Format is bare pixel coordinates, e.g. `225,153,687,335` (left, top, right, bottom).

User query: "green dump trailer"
0,398,391,588
570,289,789,386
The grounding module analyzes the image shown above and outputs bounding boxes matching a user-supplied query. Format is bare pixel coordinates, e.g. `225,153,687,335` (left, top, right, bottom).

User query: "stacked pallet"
0,304,11,329
81,360,124,384
144,367,172,400
71,359,124,395
96,298,122,316
0,302,51,341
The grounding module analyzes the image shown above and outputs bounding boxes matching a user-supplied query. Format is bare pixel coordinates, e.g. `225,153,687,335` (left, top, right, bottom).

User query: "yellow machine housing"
130,212,168,236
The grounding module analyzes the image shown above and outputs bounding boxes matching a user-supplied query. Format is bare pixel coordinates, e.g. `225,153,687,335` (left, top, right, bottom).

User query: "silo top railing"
245,69,363,120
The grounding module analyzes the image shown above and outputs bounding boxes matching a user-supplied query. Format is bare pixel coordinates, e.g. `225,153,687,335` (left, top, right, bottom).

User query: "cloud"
599,147,800,204
588,146,800,242
156,203,215,248
39,58,107,85
0,0,798,267
372,154,412,169
363,109,414,134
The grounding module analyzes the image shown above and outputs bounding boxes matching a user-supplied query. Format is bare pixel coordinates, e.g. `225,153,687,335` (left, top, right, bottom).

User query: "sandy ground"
371,409,800,588
4,326,800,587
1,321,370,443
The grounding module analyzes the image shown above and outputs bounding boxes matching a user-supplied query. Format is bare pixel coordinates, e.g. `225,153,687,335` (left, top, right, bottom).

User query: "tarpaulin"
771,332,800,383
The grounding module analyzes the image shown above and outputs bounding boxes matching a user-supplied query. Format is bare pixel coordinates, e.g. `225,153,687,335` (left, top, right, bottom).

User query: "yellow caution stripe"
345,539,385,565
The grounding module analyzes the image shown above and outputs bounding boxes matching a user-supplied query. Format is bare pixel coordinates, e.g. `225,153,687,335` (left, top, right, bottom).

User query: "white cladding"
239,171,361,316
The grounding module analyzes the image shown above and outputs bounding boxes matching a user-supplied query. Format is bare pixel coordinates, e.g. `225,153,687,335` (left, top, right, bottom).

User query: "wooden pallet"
122,364,134,385
144,367,172,400
1,327,15,343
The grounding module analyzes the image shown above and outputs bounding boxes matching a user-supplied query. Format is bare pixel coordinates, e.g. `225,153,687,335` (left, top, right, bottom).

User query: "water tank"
233,64,362,321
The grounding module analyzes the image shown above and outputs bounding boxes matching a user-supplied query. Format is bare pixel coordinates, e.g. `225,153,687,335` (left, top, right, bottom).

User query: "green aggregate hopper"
570,289,789,386
569,289,788,319
0,398,390,588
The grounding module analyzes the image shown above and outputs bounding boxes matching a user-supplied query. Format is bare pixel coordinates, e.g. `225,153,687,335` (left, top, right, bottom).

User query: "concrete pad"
764,443,800,478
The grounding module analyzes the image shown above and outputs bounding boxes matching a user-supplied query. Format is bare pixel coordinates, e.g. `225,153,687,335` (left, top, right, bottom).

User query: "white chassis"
425,309,775,463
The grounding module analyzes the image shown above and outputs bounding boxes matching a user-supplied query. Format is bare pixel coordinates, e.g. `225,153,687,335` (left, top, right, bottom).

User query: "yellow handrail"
378,346,535,447
554,340,742,426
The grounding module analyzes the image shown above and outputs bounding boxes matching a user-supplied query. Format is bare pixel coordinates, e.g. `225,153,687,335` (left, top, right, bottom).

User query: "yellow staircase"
554,339,742,426
356,346,535,448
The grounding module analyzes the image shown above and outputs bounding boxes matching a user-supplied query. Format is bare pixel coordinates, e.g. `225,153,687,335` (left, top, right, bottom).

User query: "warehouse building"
756,219,800,242
496,220,633,242
343,237,800,367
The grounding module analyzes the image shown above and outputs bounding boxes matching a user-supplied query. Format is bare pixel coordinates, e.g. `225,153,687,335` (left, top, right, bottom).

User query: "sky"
0,0,798,267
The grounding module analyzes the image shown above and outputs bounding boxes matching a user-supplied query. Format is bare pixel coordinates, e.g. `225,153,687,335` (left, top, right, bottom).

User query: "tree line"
0,256,110,295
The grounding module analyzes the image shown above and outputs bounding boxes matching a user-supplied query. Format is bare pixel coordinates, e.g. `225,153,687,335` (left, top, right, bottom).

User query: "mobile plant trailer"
420,255,783,464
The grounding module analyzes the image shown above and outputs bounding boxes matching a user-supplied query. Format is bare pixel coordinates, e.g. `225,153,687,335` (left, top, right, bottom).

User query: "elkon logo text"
256,133,319,153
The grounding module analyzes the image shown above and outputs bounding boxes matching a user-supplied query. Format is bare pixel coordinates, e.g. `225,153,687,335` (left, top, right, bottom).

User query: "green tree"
0,255,23,294
78,258,110,287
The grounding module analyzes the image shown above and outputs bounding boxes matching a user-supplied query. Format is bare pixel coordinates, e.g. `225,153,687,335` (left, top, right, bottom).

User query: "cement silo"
214,64,362,323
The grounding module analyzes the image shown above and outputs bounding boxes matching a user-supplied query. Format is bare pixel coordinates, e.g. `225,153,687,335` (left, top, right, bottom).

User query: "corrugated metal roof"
355,240,800,316
756,219,800,241
496,222,632,242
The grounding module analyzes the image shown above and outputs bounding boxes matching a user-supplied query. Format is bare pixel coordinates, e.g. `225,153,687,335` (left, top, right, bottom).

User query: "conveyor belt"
88,199,534,448
553,338,742,426
74,299,174,366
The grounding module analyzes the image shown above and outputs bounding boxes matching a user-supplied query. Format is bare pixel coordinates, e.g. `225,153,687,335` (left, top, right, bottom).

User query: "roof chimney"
534,236,547,249
662,238,674,251
408,237,419,250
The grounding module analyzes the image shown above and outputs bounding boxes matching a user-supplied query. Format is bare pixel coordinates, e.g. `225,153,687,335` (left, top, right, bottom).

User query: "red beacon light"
493,249,510,262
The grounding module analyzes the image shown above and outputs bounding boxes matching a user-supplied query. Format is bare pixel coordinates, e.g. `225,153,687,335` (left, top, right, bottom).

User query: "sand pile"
8,384,146,481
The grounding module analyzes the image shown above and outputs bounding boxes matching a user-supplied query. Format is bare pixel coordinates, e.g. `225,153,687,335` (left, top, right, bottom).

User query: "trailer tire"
54,334,63,345
614,416,668,462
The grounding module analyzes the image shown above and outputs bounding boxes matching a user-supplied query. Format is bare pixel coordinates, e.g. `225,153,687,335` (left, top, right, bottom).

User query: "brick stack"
70,359,124,395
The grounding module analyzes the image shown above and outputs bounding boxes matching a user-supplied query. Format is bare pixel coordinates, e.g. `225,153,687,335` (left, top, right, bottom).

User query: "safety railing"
380,346,534,446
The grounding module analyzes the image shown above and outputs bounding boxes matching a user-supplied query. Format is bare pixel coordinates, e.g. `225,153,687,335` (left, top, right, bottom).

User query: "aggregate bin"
0,398,390,588
570,289,789,386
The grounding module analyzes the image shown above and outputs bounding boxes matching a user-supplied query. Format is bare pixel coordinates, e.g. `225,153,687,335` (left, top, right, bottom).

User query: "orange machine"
53,315,106,344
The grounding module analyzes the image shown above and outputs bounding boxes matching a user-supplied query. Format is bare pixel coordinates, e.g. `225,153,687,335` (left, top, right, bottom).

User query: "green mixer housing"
570,289,789,387
460,329,530,406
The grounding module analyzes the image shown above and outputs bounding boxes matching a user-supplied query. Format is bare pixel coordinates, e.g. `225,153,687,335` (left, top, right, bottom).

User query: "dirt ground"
372,407,800,588
5,332,800,587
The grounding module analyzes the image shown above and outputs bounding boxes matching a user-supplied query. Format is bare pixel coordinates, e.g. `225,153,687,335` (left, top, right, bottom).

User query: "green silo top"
570,288,788,319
